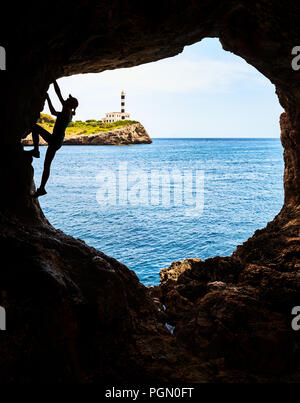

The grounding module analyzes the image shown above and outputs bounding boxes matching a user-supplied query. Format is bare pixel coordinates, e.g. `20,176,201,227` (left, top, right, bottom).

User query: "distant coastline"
22,114,152,146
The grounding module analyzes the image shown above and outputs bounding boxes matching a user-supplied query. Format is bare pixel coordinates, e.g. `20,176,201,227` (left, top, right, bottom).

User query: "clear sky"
43,38,283,138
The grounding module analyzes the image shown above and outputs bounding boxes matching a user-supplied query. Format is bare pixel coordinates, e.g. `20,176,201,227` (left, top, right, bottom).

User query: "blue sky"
44,38,283,138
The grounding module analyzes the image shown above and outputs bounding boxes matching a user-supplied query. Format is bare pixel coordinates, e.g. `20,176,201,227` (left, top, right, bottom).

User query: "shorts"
36,124,64,151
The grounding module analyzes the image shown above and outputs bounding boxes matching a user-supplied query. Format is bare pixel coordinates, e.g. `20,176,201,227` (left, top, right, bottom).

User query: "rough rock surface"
22,123,152,146
0,212,215,383
1,1,300,383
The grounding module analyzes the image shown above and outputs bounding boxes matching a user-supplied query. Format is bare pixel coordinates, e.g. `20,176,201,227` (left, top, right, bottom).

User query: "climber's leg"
33,146,57,198
25,124,52,158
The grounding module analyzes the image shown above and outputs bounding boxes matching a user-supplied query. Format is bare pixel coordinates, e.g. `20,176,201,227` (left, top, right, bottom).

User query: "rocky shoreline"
22,123,152,146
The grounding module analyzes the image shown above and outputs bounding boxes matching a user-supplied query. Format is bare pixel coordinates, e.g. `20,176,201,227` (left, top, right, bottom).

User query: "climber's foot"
24,149,40,158
32,188,47,198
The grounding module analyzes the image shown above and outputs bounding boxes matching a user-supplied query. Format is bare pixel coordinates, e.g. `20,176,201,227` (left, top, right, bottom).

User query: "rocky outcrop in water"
22,123,152,146
157,205,300,380
1,0,300,383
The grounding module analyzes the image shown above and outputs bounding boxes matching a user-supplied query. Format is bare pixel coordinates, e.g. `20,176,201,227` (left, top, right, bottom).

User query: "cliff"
22,123,152,146
1,0,300,384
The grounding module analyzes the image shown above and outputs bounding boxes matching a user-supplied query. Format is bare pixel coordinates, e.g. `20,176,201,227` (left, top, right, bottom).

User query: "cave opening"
29,39,284,285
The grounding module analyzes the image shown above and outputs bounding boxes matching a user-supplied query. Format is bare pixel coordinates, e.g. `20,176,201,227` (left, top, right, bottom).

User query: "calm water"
32,139,284,285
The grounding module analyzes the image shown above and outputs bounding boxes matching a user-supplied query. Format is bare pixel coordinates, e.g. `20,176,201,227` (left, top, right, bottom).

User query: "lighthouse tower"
102,91,130,123
121,90,125,120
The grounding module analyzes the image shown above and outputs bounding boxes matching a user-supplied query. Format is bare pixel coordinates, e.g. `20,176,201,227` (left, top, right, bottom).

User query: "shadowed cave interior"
1,1,300,383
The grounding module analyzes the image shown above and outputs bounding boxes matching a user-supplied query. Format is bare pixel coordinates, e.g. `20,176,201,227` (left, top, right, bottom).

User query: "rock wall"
22,123,152,146
1,0,300,383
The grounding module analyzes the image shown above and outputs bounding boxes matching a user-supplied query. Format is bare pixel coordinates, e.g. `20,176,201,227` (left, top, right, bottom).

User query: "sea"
31,138,284,285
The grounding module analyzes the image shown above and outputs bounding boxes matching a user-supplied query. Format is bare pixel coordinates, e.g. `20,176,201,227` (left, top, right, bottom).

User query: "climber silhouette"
26,80,78,198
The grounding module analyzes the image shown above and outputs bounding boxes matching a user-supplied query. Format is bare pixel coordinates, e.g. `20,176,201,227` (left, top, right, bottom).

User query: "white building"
102,91,131,123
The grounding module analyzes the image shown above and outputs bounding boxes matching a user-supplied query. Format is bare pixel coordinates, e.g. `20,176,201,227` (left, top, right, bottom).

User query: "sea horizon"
151,137,281,139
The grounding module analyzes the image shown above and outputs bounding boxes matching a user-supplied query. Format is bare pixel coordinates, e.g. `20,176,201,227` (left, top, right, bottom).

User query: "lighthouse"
121,90,125,119
102,91,131,123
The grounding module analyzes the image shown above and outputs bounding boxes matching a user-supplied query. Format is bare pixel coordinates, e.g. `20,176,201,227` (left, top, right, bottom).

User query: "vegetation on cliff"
38,113,139,136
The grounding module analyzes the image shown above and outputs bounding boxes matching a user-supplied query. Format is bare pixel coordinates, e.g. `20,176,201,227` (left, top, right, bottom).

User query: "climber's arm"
46,94,58,116
53,80,65,105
